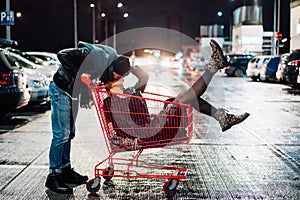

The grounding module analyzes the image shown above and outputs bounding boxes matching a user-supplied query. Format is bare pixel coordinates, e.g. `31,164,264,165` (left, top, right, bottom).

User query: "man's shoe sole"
45,184,73,194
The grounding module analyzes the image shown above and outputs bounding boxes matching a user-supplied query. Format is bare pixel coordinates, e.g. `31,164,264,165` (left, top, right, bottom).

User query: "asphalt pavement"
0,67,299,199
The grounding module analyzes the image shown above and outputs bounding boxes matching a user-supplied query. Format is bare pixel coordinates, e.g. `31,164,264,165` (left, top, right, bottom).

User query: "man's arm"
57,47,90,71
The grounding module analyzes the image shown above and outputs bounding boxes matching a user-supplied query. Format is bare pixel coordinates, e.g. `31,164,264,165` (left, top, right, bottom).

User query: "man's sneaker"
45,172,73,194
61,166,88,185
214,108,250,132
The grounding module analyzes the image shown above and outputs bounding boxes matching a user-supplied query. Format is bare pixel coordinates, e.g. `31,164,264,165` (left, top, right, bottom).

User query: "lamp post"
276,0,281,55
112,2,129,50
90,3,96,43
113,12,129,50
217,11,232,42
100,2,129,49
100,12,108,46
6,0,11,40
74,0,78,47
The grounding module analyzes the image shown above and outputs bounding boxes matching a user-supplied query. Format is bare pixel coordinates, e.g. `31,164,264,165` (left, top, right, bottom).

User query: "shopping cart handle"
81,75,92,86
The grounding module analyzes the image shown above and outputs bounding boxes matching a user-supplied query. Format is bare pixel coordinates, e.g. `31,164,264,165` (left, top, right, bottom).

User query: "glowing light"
117,2,123,8
100,12,106,18
16,12,22,18
123,12,129,18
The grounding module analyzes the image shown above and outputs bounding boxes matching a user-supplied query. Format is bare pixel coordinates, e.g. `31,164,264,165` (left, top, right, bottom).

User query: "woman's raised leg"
175,39,250,132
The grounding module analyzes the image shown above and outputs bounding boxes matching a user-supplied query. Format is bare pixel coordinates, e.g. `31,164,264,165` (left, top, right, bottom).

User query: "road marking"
237,126,300,174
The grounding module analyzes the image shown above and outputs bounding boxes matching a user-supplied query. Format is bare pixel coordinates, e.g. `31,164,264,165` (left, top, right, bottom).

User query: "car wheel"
234,69,243,77
251,77,257,81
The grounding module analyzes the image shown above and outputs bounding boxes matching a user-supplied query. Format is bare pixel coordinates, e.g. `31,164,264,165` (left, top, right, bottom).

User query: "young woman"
105,39,250,134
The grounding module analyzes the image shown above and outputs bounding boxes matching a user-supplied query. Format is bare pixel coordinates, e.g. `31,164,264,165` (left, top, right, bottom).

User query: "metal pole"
229,17,232,42
6,0,11,40
105,17,108,46
277,0,280,55
92,7,95,43
273,0,277,56
113,22,116,50
74,0,78,47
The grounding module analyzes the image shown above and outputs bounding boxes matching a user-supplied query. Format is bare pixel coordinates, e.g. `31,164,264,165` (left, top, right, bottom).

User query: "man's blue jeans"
48,81,78,173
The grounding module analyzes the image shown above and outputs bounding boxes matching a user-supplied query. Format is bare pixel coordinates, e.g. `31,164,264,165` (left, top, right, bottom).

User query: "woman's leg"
175,65,215,104
175,39,250,132
176,39,229,103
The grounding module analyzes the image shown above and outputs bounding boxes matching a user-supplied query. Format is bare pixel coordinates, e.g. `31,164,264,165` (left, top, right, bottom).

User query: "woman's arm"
130,65,149,93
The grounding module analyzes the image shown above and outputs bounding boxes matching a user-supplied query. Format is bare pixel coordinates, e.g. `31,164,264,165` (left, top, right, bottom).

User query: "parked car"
297,61,300,84
259,56,281,82
284,59,300,84
276,53,291,82
276,50,300,83
224,54,254,77
3,50,50,105
246,55,273,81
0,49,30,116
21,53,58,75
22,51,60,66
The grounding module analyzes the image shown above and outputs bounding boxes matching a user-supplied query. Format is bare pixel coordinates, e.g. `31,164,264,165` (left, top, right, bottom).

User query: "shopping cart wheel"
163,179,180,197
103,164,114,181
86,177,101,194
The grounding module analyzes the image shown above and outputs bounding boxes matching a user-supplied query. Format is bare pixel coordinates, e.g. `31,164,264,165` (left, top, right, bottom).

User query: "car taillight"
288,60,299,66
0,73,15,85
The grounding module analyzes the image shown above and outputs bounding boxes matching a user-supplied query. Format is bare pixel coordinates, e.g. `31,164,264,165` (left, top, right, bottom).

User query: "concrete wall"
232,24,263,54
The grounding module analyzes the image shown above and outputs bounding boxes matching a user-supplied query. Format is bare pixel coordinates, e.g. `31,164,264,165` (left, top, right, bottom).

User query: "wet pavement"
0,67,300,199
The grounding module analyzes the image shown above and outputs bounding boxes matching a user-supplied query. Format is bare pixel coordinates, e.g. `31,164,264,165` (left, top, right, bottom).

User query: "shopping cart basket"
81,77,193,197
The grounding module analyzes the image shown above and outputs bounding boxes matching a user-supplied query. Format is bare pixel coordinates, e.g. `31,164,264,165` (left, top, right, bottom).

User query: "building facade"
290,0,300,51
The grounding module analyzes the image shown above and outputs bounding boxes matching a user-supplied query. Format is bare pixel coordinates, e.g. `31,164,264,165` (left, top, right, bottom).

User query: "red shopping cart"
81,77,193,197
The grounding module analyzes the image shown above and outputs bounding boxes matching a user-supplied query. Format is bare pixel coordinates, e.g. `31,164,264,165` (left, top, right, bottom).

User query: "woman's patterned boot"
213,108,250,132
205,39,230,74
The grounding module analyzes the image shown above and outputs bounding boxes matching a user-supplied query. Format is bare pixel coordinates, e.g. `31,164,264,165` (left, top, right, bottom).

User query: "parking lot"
0,67,299,199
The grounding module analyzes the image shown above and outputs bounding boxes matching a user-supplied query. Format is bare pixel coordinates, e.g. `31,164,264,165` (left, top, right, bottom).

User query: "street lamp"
90,3,96,43
74,0,78,47
117,2,123,8
217,10,232,42
16,12,21,18
113,12,129,49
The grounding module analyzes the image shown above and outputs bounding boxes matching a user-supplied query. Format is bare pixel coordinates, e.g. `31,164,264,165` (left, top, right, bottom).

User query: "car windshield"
23,55,46,66
5,53,37,69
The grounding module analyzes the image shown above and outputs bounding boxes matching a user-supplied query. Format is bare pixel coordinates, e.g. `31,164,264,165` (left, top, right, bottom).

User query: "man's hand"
80,73,91,85
81,73,91,79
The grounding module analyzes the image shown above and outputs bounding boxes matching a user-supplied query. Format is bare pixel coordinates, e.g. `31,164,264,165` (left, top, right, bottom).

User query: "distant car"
276,50,300,82
224,54,254,77
284,59,300,84
4,50,50,105
259,56,281,82
191,55,206,71
0,48,30,116
246,55,273,81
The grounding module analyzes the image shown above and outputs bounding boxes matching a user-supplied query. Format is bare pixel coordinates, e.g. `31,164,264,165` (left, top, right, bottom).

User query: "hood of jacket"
78,41,119,80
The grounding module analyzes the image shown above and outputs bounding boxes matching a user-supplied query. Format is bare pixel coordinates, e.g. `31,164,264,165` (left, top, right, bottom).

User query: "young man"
45,41,148,194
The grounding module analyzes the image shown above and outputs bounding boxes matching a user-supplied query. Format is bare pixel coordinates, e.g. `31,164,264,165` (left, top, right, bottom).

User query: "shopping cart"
81,77,193,198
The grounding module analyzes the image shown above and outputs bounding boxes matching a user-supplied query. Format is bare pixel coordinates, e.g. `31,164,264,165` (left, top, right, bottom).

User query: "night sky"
0,0,290,53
